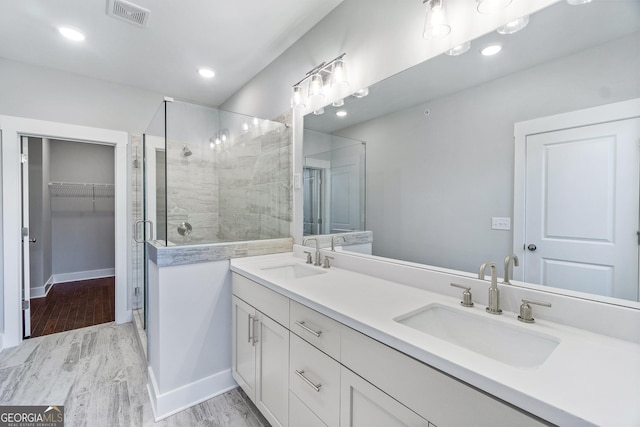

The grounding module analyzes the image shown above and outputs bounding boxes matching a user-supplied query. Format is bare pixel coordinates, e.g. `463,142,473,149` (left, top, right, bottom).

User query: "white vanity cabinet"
231,271,547,427
231,275,290,427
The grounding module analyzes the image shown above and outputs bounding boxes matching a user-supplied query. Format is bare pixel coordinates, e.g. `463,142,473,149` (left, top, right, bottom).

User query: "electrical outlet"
491,217,511,230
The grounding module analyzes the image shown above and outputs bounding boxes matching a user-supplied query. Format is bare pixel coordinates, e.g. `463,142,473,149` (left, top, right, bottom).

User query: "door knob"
527,244,537,251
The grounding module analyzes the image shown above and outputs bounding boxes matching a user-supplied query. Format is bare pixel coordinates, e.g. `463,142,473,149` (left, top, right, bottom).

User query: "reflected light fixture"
423,0,451,40
336,110,347,117
332,99,345,107
313,108,325,115
566,0,592,4
352,87,369,98
476,0,512,14
198,68,215,78
496,15,529,34
481,44,502,56
445,41,471,56
58,26,86,41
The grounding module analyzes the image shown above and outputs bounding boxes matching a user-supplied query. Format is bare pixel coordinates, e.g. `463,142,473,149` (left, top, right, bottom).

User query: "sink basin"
260,263,327,280
394,304,559,368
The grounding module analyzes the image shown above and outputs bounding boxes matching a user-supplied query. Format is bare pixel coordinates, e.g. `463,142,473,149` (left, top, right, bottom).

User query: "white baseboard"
147,367,237,421
53,268,115,284
30,275,54,299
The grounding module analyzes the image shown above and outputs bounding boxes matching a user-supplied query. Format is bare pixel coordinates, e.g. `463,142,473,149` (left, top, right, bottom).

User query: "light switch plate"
491,217,511,230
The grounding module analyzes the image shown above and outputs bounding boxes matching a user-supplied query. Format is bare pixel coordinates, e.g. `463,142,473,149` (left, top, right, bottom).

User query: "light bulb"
308,73,325,99
423,0,451,40
331,58,349,87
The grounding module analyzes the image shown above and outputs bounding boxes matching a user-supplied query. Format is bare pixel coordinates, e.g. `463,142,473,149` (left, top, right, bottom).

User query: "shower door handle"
133,220,154,243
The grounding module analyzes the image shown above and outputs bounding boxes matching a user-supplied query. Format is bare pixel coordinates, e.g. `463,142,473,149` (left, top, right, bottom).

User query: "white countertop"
231,252,640,427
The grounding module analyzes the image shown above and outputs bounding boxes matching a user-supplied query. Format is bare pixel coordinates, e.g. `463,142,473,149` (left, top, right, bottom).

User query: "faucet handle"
323,255,334,269
450,283,474,307
518,298,552,323
303,251,313,264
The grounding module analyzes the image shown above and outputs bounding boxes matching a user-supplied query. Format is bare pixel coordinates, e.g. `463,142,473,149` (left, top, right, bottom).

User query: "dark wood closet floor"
29,277,115,338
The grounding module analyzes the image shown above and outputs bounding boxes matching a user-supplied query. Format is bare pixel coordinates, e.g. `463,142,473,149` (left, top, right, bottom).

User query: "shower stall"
130,100,292,330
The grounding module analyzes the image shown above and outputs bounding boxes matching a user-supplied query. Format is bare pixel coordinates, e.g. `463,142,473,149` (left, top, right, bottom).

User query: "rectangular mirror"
301,0,640,304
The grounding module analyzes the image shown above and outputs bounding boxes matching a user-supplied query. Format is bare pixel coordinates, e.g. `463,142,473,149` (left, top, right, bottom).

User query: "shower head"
182,145,193,157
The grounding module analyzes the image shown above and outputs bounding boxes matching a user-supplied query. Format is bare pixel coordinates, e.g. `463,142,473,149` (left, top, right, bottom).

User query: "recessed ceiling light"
336,110,347,117
58,27,86,41
198,68,215,78
481,44,502,56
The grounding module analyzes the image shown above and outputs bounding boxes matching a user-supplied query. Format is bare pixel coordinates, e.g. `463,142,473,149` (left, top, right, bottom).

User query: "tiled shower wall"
165,113,292,245
217,121,292,241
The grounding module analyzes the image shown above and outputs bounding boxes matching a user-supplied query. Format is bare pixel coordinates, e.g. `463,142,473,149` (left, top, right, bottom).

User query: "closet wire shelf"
48,182,115,199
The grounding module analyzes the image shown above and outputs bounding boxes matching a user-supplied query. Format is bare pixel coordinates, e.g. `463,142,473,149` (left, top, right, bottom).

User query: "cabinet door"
255,313,290,427
340,367,430,427
232,296,257,401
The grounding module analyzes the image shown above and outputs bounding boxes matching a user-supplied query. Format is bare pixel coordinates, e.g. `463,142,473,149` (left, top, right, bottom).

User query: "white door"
20,136,32,337
524,118,640,300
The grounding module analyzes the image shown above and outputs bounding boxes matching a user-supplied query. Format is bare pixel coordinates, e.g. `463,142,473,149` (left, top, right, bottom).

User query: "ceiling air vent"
106,0,150,27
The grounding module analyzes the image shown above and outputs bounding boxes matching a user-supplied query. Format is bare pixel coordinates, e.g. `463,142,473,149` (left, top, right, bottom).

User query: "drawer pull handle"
248,314,254,343
295,369,321,392
295,321,322,337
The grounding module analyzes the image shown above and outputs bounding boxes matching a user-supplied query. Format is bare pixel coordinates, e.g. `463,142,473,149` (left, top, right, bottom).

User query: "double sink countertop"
230,252,640,427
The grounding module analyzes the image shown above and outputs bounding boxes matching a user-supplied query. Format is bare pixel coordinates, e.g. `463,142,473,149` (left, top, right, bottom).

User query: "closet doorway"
23,137,116,338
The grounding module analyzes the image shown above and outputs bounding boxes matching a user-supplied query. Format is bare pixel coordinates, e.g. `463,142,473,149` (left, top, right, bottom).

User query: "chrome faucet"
303,237,321,266
503,254,519,284
331,235,346,251
479,262,501,315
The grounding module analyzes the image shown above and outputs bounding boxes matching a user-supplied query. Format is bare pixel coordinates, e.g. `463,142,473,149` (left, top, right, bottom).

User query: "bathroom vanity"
231,249,640,427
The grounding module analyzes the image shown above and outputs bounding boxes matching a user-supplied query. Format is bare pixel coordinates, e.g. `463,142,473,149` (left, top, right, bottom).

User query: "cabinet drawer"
289,391,327,427
290,334,340,427
232,273,289,326
290,301,342,360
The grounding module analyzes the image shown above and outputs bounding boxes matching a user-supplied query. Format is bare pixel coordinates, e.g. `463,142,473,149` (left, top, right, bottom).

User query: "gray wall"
335,32,640,274
50,140,115,276
0,58,164,134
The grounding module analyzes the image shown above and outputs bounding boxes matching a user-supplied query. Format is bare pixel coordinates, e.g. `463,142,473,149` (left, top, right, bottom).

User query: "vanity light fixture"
476,0,512,14
242,122,250,133
313,107,325,115
291,53,348,108
566,0,592,4
445,41,471,56
496,15,529,34
58,26,86,41
481,44,502,56
423,0,451,40
252,117,260,127
336,110,347,117
332,99,345,107
198,68,215,78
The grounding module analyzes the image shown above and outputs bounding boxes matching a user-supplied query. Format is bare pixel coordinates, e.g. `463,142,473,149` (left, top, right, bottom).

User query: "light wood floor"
0,322,269,426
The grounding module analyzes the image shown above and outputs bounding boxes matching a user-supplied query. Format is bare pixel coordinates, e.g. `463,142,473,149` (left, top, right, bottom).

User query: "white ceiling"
0,0,343,107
